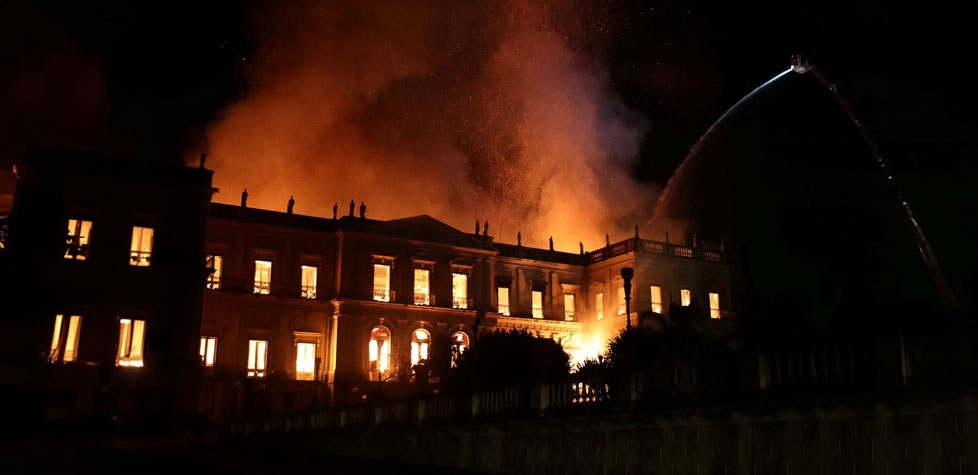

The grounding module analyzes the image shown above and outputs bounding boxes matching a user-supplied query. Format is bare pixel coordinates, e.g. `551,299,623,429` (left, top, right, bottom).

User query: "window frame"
247,339,269,378
451,272,469,309
497,286,511,316
531,290,544,319
253,259,273,294
410,328,431,368
413,268,431,305
650,285,663,314
129,226,154,267
372,262,392,302
300,265,318,299
709,292,721,319
563,293,576,321
49,314,82,363
200,336,218,367
368,326,392,381
116,318,146,367
206,254,223,290
65,219,93,260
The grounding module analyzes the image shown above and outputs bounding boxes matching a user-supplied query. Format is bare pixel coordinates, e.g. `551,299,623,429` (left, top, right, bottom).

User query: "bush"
447,329,570,391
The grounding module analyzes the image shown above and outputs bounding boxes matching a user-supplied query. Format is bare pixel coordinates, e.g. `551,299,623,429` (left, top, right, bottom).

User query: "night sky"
2,0,975,311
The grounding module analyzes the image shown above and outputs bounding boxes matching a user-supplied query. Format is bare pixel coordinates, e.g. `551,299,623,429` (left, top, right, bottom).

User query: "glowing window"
253,260,272,294
200,336,217,367
247,339,268,378
65,219,92,260
410,328,430,367
301,265,318,299
564,294,576,321
452,273,468,309
532,291,544,319
373,264,391,302
650,286,663,313
206,255,223,290
617,286,627,316
595,292,604,320
295,342,317,381
116,318,145,367
413,269,430,305
681,289,691,307
497,287,510,315
368,326,391,381
451,331,468,368
709,292,721,319
49,314,82,363
129,226,154,267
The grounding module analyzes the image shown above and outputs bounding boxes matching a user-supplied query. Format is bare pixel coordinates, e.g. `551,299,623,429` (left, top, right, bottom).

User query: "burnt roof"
208,205,496,251
344,215,497,251
209,203,342,233
19,147,213,188
494,242,587,266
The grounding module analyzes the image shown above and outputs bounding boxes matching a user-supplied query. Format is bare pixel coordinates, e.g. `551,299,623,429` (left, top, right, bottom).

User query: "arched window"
410,329,430,367
450,331,469,368
368,326,391,381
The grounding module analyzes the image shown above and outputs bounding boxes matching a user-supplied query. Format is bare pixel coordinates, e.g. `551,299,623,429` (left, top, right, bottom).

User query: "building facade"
0,149,213,430
198,205,732,414
0,150,731,424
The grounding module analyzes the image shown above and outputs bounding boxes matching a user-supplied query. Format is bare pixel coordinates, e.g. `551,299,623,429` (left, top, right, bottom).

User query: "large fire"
196,0,664,250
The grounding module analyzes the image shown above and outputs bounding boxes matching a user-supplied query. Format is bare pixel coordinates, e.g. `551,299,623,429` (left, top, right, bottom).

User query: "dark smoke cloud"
202,0,661,250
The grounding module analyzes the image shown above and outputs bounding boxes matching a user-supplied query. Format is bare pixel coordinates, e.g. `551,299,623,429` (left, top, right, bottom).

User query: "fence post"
416,399,426,425
469,393,480,418
531,384,550,415
373,405,383,425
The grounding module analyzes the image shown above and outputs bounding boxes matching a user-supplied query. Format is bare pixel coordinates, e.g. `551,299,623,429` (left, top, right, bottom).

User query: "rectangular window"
116,318,145,367
617,286,627,315
295,342,316,381
129,226,154,266
563,294,576,321
414,268,430,305
373,264,391,302
49,315,82,363
595,292,604,320
200,336,217,367
681,288,691,307
301,265,318,299
253,260,272,294
247,339,268,378
65,219,92,260
532,291,543,319
497,287,510,315
452,273,468,309
650,286,663,314
709,292,721,319
206,255,223,290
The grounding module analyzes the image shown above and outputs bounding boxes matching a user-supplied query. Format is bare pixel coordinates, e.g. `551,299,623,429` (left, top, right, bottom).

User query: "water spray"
790,55,958,310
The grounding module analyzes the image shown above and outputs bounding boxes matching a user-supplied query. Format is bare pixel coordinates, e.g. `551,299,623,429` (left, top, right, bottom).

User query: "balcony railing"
452,296,473,309
253,280,270,294
301,285,317,299
129,250,152,266
373,288,393,302
586,238,724,264
64,235,89,260
414,293,433,306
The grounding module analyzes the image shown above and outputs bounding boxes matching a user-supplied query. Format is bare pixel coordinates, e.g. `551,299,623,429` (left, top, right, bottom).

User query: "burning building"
0,149,731,424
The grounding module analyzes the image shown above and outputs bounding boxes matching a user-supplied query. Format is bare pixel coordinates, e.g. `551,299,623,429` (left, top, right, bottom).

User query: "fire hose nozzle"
791,54,810,74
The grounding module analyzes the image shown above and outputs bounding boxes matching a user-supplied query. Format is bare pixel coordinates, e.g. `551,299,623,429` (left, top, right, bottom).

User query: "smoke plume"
202,0,659,250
